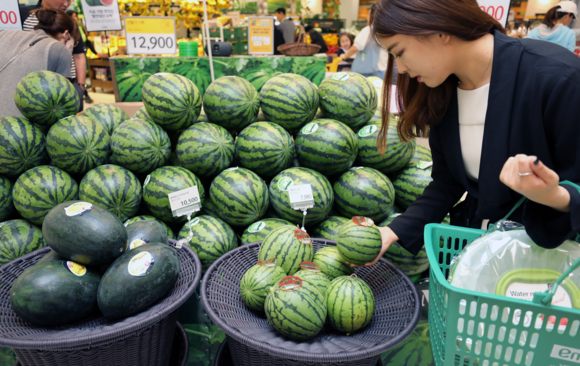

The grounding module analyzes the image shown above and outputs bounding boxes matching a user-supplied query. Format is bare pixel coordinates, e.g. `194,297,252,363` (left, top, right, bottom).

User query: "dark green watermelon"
126,220,168,251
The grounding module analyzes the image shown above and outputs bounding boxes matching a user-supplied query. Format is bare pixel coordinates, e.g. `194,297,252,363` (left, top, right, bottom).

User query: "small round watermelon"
83,103,129,136
13,166,79,225
203,76,260,133
111,119,171,174
46,116,111,175
142,73,202,131
126,220,168,251
240,258,287,312
311,216,350,242
0,117,47,178
325,274,375,333
124,215,175,240
260,74,319,135
337,216,382,265
334,167,395,223
318,72,377,130
312,246,353,279
0,176,15,221
241,218,293,245
295,119,358,176
294,261,331,296
14,70,80,127
258,225,314,275
176,122,234,178
235,122,295,179
143,166,205,224
391,163,433,209
133,106,154,123
0,219,45,265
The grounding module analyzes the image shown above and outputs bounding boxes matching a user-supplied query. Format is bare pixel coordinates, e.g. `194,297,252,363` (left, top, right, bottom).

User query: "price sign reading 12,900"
125,16,176,55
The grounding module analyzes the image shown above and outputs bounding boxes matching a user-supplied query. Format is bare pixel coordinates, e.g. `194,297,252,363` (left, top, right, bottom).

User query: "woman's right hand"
348,226,399,267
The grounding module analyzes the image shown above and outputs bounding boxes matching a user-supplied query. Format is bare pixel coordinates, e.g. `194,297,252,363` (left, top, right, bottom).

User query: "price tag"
287,184,314,210
0,0,22,31
168,186,201,217
80,0,122,32
476,0,511,26
125,17,176,55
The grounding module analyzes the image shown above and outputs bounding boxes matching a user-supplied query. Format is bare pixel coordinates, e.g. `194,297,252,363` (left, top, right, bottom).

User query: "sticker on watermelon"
129,239,146,250
358,125,378,137
143,175,151,188
352,216,375,227
277,177,294,191
64,202,93,217
416,161,433,170
248,221,266,233
64,261,86,276
279,276,303,292
300,261,321,273
301,123,319,135
128,252,155,277
258,258,278,267
332,72,349,81
186,217,200,227
294,229,312,245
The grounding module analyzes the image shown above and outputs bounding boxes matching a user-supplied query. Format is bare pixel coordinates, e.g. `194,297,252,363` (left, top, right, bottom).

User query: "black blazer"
389,30,580,255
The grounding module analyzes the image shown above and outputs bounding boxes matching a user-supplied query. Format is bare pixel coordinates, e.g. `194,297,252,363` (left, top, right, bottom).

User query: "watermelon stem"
349,274,358,278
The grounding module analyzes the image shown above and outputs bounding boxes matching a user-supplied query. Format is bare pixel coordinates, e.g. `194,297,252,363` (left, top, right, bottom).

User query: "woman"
359,0,580,266
0,9,79,118
527,1,577,52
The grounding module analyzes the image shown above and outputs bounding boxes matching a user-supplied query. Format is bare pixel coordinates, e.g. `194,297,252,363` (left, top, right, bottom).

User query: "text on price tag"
0,0,22,31
125,17,176,55
168,186,201,217
288,184,314,210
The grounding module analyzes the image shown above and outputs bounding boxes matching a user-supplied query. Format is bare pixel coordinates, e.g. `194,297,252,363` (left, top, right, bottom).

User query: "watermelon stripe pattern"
312,246,353,279
258,225,314,275
391,165,433,209
337,220,382,265
80,165,142,222
411,145,432,163
124,215,175,239
294,270,331,296
325,276,375,333
0,117,47,178
83,103,129,136
133,106,154,123
311,216,350,242
240,263,287,311
12,166,79,225
0,219,45,266
241,218,293,245
0,176,15,221
14,71,80,127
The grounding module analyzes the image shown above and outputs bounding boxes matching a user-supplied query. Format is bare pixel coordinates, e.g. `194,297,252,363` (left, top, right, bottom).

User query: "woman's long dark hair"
543,6,569,28
371,0,505,153
33,9,80,44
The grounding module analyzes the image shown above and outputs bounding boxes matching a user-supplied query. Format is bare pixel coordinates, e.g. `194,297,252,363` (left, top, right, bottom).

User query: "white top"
457,83,490,181
353,26,389,71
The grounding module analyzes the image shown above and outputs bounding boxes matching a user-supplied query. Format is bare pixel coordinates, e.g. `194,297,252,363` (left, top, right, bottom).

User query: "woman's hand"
499,154,570,212
348,226,399,267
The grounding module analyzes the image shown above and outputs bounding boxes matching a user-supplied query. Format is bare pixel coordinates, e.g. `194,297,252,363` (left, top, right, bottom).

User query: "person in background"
66,9,94,104
275,7,295,44
0,9,77,118
304,25,328,53
526,1,577,52
21,0,87,112
336,33,355,71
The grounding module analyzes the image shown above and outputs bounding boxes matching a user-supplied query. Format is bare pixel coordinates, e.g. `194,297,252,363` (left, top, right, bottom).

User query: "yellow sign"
248,17,274,55
125,17,174,34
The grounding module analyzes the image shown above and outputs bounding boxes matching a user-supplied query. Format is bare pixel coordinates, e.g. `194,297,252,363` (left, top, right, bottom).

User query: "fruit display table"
110,55,327,103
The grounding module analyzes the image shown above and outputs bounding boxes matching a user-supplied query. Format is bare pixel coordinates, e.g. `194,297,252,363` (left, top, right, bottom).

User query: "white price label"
288,184,314,210
476,0,511,26
0,0,22,31
125,17,176,55
168,186,201,217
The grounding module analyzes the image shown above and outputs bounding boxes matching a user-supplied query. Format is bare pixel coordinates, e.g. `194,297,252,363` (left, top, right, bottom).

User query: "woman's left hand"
499,154,570,212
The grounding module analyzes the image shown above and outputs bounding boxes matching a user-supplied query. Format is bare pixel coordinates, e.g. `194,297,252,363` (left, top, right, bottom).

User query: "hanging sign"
168,186,201,217
125,16,177,55
0,0,21,31
248,16,274,55
288,184,314,210
80,0,122,32
476,0,511,27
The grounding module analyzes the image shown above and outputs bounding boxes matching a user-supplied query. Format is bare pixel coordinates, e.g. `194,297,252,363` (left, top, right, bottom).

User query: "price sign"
168,186,201,217
0,0,21,31
248,17,274,55
125,17,176,55
476,0,511,26
288,184,314,210
80,0,122,32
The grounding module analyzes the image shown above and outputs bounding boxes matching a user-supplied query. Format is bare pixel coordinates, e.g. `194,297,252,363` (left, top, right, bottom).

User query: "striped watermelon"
260,74,319,135
46,116,111,175
295,119,358,176
240,258,287,311
198,109,209,122
318,72,377,130
264,276,326,341
235,122,295,179
79,165,142,222
143,166,205,224
176,122,234,178
294,261,331,296
199,197,220,219
210,167,269,227
311,216,350,242
0,117,47,178
124,215,175,239
412,145,432,163
203,76,260,134
83,103,129,136
12,166,78,225
258,225,314,275
14,71,80,127
244,68,282,92
177,215,238,270
391,163,433,209
269,167,333,227
325,274,375,333
0,176,14,221
241,218,293,245
356,118,416,174
282,270,326,305
133,106,154,123
337,217,382,265
142,73,202,131
111,119,171,174
333,167,395,222
0,219,45,266
312,246,353,278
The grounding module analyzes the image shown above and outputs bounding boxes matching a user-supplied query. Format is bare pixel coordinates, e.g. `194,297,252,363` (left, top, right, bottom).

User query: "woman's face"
562,14,574,26
340,36,351,49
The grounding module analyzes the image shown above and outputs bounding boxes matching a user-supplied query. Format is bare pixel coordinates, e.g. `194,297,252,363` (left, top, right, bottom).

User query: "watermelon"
0,219,45,266
240,218,293,245
269,167,333,227
367,76,384,107
111,119,171,174
83,103,129,136
203,76,260,134
381,320,433,366
210,167,269,227
142,73,202,131
198,198,220,219
391,163,433,209
0,117,47,178
12,166,79,225
312,246,353,279
125,215,175,239
46,116,111,175
244,68,282,92
264,276,326,341
133,106,154,123
325,274,375,333
260,74,319,135
356,118,416,174
318,72,377,130
126,220,168,251
79,164,142,222
36,249,65,264
337,217,382,265
0,176,15,221
198,109,209,122
294,261,331,296
295,119,358,176
235,122,295,179
240,258,287,312
333,167,395,223
411,145,432,163
311,216,350,242
176,122,234,178
176,215,238,270
14,70,80,127
143,166,205,224
258,225,313,275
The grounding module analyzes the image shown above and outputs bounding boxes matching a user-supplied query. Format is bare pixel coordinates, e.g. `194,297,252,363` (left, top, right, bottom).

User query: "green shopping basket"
425,223,580,366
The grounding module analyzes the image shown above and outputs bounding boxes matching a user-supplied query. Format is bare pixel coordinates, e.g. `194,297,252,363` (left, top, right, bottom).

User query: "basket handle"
296,25,306,44
533,256,580,306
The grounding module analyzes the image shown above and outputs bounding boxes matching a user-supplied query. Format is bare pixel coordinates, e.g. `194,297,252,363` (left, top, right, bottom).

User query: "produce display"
0,176,14,221
240,218,292,245
293,261,331,296
240,258,287,312
391,162,434,209
311,216,350,242
258,225,313,275
312,246,353,278
125,215,175,239
0,117,47,178
126,220,168,250
337,217,382,265
325,274,375,333
0,219,45,265
82,103,129,136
